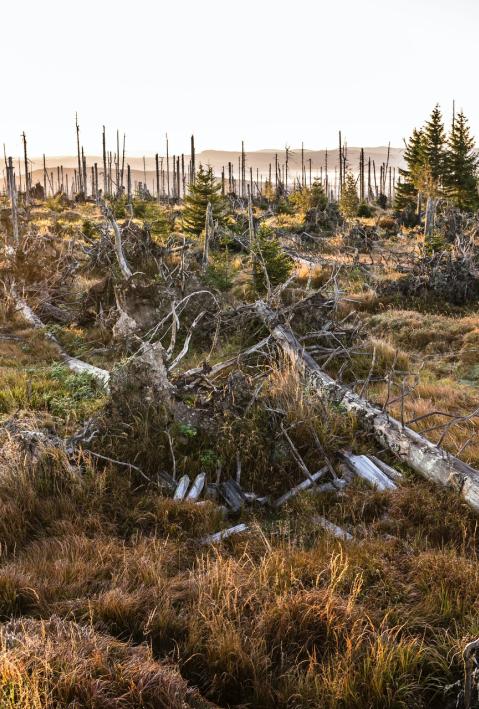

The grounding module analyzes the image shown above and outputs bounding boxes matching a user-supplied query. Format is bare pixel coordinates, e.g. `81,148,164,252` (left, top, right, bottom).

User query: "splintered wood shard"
343,453,397,491
368,454,403,481
186,473,206,501
273,466,329,508
219,479,247,513
255,300,479,513
312,515,353,540
201,523,249,545
173,474,190,500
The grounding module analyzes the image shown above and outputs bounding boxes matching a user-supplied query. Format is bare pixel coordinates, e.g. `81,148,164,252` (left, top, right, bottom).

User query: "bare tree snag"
6,157,19,252
256,300,479,513
202,202,214,271
102,205,133,280
247,191,255,246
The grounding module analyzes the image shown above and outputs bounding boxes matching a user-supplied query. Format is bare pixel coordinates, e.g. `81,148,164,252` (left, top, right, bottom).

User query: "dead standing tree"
6,157,19,253
100,202,133,280
202,201,214,271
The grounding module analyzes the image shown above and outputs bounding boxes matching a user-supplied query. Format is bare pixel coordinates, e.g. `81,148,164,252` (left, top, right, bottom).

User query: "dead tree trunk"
76,114,83,195
203,201,213,271
424,196,437,240
22,132,29,205
247,190,255,247
256,301,479,513
7,157,19,251
102,126,108,196
103,204,133,280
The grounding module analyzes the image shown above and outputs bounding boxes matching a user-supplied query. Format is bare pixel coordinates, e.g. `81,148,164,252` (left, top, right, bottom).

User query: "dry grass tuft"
0,617,216,708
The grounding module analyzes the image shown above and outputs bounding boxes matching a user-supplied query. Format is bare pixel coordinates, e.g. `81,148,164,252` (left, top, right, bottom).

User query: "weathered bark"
256,300,479,513
173,475,190,500
201,523,249,545
186,473,206,501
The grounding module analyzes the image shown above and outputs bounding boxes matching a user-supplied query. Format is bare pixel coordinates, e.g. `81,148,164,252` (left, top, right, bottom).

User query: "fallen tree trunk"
11,286,110,388
256,300,479,513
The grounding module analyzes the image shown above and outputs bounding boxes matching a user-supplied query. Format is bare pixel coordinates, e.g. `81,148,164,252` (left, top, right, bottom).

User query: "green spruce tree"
252,223,293,293
422,104,447,195
445,110,479,211
394,128,426,210
310,178,328,210
289,179,327,213
182,164,226,236
339,172,359,219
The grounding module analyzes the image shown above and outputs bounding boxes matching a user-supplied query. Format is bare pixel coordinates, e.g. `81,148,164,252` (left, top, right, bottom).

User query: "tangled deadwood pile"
381,235,479,305
343,223,381,251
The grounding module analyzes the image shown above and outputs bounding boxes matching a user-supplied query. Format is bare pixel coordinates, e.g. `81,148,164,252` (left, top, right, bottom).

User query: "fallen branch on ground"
10,285,110,388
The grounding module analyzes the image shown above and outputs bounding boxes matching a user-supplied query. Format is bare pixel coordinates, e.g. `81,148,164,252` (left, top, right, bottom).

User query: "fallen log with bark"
256,300,479,513
11,285,110,387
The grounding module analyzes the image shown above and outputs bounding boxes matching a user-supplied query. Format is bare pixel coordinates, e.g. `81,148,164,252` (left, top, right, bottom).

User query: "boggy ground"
0,193,478,708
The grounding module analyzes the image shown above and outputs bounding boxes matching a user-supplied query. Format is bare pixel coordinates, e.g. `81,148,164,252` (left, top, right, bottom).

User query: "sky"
2,0,478,157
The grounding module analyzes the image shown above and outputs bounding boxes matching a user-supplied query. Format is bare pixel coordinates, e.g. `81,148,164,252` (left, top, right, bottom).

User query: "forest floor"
0,195,478,708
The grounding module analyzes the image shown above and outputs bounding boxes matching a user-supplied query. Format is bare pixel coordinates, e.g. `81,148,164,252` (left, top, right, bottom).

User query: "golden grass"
0,617,214,708
0,434,473,707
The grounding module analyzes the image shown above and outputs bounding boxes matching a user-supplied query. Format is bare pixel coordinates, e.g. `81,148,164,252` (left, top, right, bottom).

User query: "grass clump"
0,364,104,420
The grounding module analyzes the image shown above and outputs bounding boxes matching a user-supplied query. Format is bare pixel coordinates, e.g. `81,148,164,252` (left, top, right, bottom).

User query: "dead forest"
1,113,479,708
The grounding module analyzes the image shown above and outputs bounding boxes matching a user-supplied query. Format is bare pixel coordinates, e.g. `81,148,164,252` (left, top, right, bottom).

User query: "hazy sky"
2,0,477,157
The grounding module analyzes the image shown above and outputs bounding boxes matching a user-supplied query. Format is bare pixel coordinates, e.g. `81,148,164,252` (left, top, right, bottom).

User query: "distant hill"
23,147,404,194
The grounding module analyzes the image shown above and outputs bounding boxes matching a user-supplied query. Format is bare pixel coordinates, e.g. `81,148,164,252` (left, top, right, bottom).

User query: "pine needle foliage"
339,173,359,219
445,111,479,211
252,224,293,293
182,164,227,236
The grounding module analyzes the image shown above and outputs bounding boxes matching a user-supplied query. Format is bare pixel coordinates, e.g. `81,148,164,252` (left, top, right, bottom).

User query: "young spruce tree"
182,164,226,236
252,223,293,293
394,128,425,210
445,110,479,211
339,172,359,219
422,104,447,194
